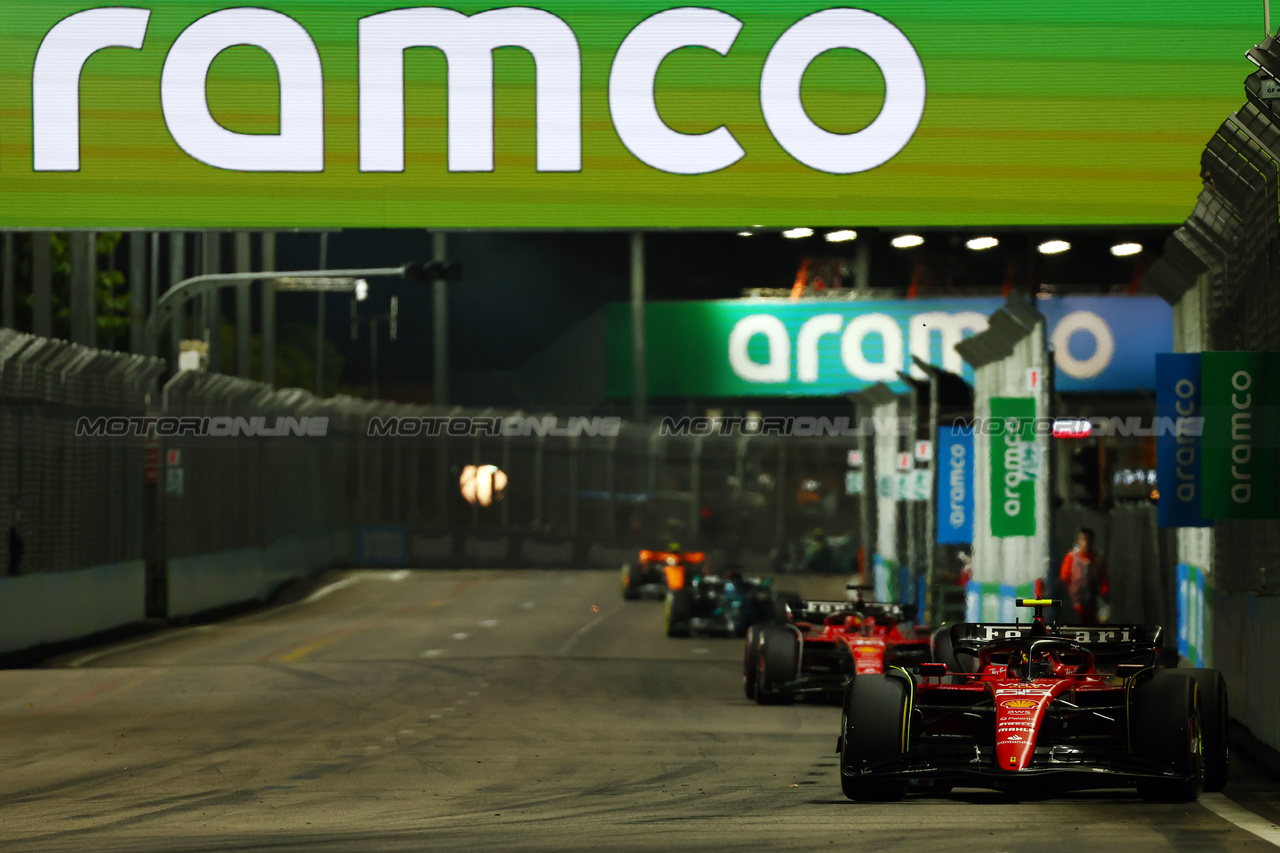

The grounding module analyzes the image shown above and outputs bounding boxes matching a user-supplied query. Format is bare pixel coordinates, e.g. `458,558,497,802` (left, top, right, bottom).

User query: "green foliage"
19,232,131,345
215,319,345,395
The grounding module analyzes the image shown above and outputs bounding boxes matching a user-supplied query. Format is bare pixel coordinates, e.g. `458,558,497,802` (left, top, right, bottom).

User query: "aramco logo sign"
728,308,1119,385
33,6,925,175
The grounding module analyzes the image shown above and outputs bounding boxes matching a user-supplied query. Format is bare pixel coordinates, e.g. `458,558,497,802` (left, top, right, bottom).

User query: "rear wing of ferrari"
949,622,1162,668
787,599,918,624
787,600,858,621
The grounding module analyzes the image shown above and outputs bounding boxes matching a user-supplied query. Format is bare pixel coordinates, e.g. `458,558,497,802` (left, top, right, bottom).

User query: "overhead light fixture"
891,234,924,249
737,231,754,237
782,227,814,239
824,229,857,243
1110,242,1142,257
966,236,999,250
1038,240,1071,255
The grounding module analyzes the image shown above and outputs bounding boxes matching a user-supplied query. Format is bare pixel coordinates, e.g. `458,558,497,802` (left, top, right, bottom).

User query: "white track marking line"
693,648,711,655
478,619,499,628
520,602,535,609
305,569,409,603
421,649,444,658
67,625,211,668
399,729,415,735
428,714,442,720
557,610,609,656
1200,794,1280,846
451,632,469,641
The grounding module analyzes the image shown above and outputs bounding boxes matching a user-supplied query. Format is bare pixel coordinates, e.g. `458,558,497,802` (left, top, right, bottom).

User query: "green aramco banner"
1201,351,1280,519
989,396,1036,537
0,1,1259,227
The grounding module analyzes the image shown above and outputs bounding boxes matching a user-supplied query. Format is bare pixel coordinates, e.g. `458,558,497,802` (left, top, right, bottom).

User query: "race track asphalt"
1,568,1278,852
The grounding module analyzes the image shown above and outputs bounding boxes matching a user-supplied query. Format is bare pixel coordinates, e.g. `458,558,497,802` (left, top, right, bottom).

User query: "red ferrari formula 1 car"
837,599,1229,802
744,587,933,704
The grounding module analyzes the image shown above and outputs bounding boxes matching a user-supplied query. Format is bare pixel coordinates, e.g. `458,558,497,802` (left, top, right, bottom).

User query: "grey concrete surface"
0,568,1276,852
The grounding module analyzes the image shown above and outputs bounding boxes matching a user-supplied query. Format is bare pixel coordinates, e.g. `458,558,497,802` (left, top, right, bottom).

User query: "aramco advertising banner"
1200,351,1280,520
936,424,974,545
989,396,1037,538
1155,353,1211,529
0,1,1257,228
606,296,1170,396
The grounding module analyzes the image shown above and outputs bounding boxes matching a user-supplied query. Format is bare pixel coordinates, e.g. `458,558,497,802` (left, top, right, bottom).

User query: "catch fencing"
2,326,865,587
0,329,165,576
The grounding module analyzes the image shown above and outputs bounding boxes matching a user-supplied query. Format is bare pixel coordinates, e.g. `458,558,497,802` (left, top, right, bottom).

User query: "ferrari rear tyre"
756,626,799,705
839,675,910,801
930,625,959,671
773,592,803,624
1184,669,1229,793
744,625,764,700
1131,671,1203,803
665,590,693,638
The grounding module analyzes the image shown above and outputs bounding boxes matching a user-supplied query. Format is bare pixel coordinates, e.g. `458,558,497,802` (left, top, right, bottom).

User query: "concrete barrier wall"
168,529,352,618
0,561,146,654
1212,589,1280,752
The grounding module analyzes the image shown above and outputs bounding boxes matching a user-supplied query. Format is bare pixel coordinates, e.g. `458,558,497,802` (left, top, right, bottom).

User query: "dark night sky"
260,225,1171,389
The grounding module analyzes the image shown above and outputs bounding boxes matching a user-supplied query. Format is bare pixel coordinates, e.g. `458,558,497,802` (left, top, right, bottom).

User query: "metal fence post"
31,234,52,338
568,432,579,539
129,233,146,353
2,233,14,330
261,233,276,385
70,232,96,348
234,232,252,378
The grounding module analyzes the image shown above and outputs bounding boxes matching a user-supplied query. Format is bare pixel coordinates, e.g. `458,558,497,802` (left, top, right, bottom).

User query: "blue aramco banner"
1156,353,1212,528
937,424,975,544
607,295,1171,397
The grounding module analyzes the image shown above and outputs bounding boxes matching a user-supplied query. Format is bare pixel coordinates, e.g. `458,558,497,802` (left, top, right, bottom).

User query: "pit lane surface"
1,569,1277,852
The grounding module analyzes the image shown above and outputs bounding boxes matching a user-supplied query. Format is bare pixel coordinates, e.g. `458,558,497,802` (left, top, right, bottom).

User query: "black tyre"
1184,669,1229,792
665,590,693,638
773,592,803,624
930,625,959,671
621,564,641,600
756,626,799,705
1131,671,1203,802
744,625,764,700
839,675,910,801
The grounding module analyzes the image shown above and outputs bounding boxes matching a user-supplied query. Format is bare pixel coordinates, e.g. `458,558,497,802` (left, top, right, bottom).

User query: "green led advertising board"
0,1,1257,228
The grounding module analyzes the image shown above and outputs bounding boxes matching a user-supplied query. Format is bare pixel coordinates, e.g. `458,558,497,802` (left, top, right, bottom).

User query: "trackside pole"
631,232,646,421
432,231,448,405
261,233,277,385
316,233,328,395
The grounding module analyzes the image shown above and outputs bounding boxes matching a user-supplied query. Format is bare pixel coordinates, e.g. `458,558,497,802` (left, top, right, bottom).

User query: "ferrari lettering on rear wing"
791,600,857,617
954,623,1161,646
